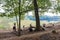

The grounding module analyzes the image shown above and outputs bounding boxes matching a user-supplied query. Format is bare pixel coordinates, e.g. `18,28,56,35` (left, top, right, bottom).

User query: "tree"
0,0,52,34
33,0,51,31
56,0,60,13
33,0,41,31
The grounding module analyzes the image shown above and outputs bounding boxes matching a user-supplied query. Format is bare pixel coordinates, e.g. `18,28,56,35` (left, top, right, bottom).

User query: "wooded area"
0,0,60,40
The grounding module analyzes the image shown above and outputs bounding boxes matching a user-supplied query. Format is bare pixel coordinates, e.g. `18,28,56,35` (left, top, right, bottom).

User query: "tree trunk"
15,13,18,28
33,0,42,31
18,0,21,36
12,0,19,35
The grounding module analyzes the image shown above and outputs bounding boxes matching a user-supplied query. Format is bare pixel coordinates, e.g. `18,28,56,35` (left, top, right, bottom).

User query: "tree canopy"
0,0,52,17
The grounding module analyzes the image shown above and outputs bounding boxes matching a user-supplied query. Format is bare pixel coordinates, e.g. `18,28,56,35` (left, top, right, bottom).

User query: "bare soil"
0,24,60,40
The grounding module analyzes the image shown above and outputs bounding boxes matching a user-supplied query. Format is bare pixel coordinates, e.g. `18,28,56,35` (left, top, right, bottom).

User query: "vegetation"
0,0,60,36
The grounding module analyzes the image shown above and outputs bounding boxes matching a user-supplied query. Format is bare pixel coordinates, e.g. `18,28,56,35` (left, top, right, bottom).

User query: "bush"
52,30,57,34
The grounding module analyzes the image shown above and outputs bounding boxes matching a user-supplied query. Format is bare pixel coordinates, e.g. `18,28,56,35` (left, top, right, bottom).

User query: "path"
0,29,60,40
0,26,60,40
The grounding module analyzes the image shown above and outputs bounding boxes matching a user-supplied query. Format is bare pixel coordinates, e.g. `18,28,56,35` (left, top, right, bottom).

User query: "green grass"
0,25,6,29
0,19,49,30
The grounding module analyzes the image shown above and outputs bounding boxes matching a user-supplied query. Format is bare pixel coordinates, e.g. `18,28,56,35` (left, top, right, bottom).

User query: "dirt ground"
0,23,60,40
0,29,60,40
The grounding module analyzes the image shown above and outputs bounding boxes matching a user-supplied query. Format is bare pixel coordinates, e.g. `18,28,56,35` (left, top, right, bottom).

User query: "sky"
0,4,5,13
27,12,60,16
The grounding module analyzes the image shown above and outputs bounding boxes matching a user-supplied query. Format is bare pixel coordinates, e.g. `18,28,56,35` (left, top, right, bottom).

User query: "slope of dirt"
0,23,60,40
40,33,60,40
0,29,59,40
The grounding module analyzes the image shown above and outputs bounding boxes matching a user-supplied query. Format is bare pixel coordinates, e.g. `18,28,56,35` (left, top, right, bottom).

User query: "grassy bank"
0,18,49,30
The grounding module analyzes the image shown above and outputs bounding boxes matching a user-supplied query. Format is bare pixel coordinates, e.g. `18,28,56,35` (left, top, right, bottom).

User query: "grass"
0,19,49,30
0,25,6,29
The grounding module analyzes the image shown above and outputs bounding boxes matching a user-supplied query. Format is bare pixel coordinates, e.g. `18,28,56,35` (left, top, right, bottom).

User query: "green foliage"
0,0,52,18
37,0,51,9
56,6,60,12
56,0,60,13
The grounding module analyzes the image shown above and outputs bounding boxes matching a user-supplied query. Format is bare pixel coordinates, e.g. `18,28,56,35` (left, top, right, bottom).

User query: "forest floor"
0,25,60,40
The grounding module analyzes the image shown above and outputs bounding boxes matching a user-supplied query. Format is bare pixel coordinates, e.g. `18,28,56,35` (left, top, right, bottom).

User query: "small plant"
52,30,57,34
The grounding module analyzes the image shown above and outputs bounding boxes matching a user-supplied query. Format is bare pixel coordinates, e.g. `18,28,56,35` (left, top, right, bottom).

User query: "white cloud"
0,4,5,13
44,12,60,16
25,11,33,16
28,12,32,16
0,8,5,13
